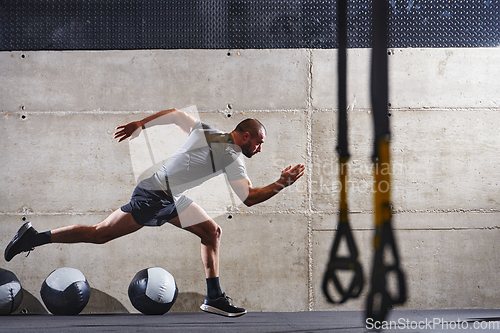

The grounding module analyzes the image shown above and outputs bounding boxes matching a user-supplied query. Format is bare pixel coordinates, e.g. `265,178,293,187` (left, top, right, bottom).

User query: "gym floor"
2,309,500,333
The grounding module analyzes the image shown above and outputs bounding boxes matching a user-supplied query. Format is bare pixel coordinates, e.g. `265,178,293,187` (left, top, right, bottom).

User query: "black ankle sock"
29,231,52,248
206,277,222,299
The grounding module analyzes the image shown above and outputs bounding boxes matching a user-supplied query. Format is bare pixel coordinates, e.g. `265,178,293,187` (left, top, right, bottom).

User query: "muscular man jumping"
4,108,305,317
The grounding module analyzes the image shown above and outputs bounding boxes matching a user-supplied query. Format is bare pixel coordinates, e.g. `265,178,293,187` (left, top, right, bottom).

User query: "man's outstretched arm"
230,164,305,207
113,108,198,142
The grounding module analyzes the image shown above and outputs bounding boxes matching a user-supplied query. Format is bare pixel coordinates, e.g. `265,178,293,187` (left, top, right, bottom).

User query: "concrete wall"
1,48,499,314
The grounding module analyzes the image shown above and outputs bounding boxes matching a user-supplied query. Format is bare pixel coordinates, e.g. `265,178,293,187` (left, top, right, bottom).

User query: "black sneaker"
200,293,247,317
4,222,37,262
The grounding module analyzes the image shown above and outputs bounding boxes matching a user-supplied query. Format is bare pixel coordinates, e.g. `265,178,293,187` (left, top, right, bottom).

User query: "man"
4,108,305,317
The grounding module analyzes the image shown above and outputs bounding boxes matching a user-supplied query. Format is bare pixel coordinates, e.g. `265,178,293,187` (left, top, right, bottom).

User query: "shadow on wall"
12,289,205,314
169,292,206,313
82,288,129,314
13,289,48,314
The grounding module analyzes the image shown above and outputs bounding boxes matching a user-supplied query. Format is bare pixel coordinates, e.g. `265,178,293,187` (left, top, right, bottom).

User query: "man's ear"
241,131,251,142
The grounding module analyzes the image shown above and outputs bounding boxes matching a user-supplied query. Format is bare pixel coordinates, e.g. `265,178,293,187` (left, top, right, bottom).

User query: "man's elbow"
243,198,257,207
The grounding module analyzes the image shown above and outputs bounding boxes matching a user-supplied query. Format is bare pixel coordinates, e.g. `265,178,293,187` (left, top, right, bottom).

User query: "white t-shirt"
151,121,247,212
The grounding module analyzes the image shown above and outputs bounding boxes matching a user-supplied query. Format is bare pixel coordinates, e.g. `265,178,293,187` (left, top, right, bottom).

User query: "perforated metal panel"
387,0,499,48
1,0,498,50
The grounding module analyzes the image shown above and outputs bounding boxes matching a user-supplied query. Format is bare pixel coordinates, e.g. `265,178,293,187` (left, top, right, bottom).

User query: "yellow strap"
373,136,392,229
339,158,349,224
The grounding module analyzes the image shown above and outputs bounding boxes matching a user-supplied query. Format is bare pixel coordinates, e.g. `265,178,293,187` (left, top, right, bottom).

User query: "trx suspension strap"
322,0,364,304
366,0,406,322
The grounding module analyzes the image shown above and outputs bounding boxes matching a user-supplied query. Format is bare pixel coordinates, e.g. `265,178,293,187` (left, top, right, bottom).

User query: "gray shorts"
121,177,192,227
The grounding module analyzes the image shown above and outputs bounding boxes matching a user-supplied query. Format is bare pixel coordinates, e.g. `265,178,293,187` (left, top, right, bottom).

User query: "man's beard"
240,141,255,158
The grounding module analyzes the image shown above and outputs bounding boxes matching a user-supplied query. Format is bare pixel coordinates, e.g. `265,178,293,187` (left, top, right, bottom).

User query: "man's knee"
214,223,222,240
204,221,222,242
190,220,221,245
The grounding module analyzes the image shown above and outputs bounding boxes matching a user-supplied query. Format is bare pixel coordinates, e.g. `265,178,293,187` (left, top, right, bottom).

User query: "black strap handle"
323,221,364,304
366,220,407,322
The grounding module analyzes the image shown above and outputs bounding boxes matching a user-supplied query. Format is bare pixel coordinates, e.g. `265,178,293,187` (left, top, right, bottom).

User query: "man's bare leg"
168,202,246,316
51,209,143,244
5,209,142,261
168,202,221,279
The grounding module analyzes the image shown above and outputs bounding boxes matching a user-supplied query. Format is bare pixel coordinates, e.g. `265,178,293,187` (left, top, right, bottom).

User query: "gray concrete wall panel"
312,212,500,310
1,112,135,214
0,110,307,216
312,109,500,213
0,50,309,112
1,213,308,314
312,48,500,109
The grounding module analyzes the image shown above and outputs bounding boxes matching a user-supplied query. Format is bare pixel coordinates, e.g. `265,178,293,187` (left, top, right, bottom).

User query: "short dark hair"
234,118,266,136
